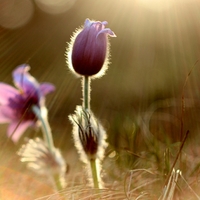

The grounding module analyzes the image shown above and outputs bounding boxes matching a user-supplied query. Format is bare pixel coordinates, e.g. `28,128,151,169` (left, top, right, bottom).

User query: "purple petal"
84,18,92,28
7,120,34,143
0,83,19,105
39,83,55,96
0,105,16,122
97,28,116,38
12,64,39,94
101,21,108,25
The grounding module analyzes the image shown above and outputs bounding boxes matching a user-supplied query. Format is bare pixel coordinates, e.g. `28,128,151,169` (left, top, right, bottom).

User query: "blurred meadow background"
1,0,200,199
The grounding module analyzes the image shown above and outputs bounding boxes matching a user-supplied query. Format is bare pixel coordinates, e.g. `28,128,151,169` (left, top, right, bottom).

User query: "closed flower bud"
67,18,116,78
69,106,107,162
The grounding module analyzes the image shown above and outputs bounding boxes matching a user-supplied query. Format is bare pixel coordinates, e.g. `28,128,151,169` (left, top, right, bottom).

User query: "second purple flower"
0,64,55,142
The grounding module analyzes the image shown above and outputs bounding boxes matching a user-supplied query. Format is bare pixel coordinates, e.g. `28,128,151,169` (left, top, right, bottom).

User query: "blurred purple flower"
0,64,55,143
67,18,116,77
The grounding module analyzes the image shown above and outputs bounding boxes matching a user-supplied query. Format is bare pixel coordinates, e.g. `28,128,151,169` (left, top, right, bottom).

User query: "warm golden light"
138,0,174,12
35,0,76,15
0,0,34,29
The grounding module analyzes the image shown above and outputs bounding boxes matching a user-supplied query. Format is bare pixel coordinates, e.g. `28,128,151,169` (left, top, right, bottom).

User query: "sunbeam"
1,0,200,199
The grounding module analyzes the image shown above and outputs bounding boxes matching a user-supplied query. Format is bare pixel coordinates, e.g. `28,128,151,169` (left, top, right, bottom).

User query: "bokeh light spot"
35,0,76,15
0,0,34,29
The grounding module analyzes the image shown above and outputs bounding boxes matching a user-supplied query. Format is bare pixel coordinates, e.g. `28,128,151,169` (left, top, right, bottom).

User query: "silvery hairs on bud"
69,106,107,163
18,137,67,188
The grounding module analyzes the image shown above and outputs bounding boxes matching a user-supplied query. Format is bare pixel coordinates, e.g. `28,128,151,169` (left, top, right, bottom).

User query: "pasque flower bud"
69,106,107,162
67,18,116,78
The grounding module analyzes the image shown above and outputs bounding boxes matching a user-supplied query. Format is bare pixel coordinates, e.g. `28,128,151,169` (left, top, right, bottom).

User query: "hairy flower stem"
82,75,99,189
32,105,65,192
53,174,64,191
82,75,90,111
32,105,54,152
90,159,99,189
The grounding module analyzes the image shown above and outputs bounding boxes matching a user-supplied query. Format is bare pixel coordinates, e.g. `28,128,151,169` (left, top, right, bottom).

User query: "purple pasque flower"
0,64,55,143
67,18,116,78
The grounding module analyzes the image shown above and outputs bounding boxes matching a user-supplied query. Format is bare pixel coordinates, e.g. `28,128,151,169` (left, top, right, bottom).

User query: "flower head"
18,137,67,188
67,18,116,78
69,106,107,162
0,64,55,142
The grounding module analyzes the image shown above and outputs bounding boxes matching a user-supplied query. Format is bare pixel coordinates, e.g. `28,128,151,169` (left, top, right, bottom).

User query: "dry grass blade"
159,169,180,200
